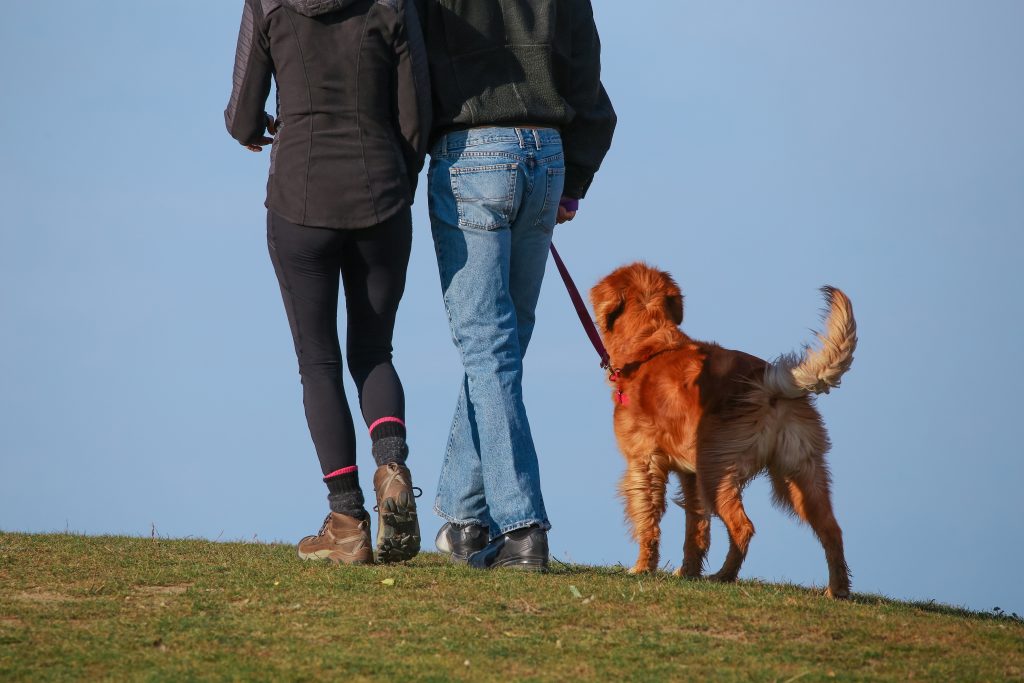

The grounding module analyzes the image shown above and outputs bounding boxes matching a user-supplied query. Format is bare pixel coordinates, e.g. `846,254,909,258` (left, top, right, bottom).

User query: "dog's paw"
673,566,702,580
825,586,850,600
707,571,738,584
627,564,654,575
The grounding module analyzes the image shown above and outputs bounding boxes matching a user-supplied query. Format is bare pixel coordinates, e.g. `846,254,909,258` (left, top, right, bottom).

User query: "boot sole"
485,558,548,573
297,548,371,565
376,492,421,564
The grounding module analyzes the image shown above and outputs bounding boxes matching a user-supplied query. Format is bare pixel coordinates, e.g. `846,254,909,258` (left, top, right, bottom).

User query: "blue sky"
1,2,1022,615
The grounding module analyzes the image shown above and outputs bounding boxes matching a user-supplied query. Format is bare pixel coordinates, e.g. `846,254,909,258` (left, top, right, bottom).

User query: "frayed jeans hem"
497,518,551,536
433,504,488,530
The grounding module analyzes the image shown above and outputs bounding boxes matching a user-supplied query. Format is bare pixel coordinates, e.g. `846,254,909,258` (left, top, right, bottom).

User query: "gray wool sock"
324,470,366,519
371,436,409,468
369,420,409,468
327,490,367,519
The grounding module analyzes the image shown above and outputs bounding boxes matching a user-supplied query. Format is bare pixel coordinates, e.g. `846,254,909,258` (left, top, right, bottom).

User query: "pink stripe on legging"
368,416,405,434
323,466,358,480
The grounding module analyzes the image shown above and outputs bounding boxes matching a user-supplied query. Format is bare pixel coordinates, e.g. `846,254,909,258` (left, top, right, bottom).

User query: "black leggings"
267,208,412,475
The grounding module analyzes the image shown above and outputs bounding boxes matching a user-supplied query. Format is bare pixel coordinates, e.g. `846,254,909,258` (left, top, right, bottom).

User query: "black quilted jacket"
413,0,616,199
226,0,432,228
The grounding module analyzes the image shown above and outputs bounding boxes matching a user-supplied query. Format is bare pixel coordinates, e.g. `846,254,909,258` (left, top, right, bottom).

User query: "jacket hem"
265,197,412,230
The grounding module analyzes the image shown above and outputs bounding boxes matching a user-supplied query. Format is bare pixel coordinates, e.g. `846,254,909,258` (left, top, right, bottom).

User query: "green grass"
1,532,1022,681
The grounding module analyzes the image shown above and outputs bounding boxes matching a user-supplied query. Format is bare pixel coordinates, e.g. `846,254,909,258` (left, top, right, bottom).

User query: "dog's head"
589,262,685,360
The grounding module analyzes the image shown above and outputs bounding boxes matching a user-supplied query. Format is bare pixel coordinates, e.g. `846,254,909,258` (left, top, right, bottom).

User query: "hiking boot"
297,512,373,565
372,462,421,563
467,525,548,572
435,522,489,564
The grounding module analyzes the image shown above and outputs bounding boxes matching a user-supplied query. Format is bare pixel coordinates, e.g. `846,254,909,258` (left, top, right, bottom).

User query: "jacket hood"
283,0,361,17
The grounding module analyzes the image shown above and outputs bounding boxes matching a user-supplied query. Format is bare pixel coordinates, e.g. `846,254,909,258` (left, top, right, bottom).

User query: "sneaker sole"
376,491,421,564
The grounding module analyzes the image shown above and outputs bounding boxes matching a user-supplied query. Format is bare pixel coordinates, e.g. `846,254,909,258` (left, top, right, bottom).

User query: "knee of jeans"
461,345,523,378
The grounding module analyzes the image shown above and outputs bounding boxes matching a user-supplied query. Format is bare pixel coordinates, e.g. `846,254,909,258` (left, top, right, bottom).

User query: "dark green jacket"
414,0,616,198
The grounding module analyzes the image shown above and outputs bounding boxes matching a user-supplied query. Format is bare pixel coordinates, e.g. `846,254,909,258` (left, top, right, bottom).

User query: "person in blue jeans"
415,0,616,570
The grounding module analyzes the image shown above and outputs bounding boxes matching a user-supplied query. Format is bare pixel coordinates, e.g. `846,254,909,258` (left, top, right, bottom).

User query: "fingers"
245,136,275,152
557,196,580,224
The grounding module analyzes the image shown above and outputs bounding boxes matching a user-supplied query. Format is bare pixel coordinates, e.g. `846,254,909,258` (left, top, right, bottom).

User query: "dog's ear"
659,271,684,325
591,282,626,333
665,293,683,326
602,295,626,332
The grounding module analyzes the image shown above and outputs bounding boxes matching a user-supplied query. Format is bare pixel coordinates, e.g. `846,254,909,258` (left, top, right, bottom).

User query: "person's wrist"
559,197,580,213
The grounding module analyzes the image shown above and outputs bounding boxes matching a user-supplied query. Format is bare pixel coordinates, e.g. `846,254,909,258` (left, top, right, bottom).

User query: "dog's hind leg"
776,463,851,599
673,472,710,578
703,473,755,583
619,452,669,574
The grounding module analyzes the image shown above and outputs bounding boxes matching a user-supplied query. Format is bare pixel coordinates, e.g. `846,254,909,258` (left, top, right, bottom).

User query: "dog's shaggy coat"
589,263,857,598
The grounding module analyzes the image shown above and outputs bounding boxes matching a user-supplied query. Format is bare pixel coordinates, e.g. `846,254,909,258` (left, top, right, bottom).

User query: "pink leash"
549,243,610,370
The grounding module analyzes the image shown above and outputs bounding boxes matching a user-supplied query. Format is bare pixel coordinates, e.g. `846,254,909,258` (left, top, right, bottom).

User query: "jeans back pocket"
450,163,519,231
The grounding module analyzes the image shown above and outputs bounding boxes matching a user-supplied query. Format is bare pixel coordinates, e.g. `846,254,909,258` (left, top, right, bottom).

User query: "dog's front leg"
619,453,669,574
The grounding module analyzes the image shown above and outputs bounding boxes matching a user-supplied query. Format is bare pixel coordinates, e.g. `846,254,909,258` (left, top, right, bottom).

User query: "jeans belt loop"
514,127,526,149
531,129,541,150
441,132,448,156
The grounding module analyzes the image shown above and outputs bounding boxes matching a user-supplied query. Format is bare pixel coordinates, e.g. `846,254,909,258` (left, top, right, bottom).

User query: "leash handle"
549,242,610,369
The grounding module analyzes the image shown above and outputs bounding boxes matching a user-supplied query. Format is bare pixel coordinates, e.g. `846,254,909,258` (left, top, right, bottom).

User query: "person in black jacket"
225,0,432,565
421,0,616,571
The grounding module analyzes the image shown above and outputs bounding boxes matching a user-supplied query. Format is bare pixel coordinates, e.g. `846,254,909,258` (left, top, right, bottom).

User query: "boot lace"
315,513,332,537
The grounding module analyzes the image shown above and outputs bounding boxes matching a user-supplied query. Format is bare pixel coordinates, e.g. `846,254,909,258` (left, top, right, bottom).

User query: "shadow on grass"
849,592,1024,623
549,555,1024,624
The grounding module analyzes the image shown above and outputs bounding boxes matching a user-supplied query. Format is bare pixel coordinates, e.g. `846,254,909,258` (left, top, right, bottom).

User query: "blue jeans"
428,127,565,537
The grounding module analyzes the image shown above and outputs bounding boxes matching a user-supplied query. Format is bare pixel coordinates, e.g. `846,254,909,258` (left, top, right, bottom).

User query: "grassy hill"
1,532,1021,681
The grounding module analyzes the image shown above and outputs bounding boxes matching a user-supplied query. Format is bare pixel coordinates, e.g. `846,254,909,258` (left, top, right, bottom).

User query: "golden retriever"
589,263,857,598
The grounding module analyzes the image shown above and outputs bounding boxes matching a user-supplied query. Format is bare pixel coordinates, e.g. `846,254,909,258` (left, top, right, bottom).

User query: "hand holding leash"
557,197,579,224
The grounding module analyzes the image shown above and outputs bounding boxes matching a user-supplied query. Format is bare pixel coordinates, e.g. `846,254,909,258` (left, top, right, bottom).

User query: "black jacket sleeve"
225,0,274,147
391,0,433,196
561,0,617,200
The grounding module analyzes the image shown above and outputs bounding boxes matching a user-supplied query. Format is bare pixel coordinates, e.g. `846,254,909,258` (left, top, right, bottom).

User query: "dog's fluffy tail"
763,286,857,397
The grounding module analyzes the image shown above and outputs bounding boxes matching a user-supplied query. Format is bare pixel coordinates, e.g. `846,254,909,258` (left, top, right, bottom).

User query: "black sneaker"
467,525,548,572
435,522,488,564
